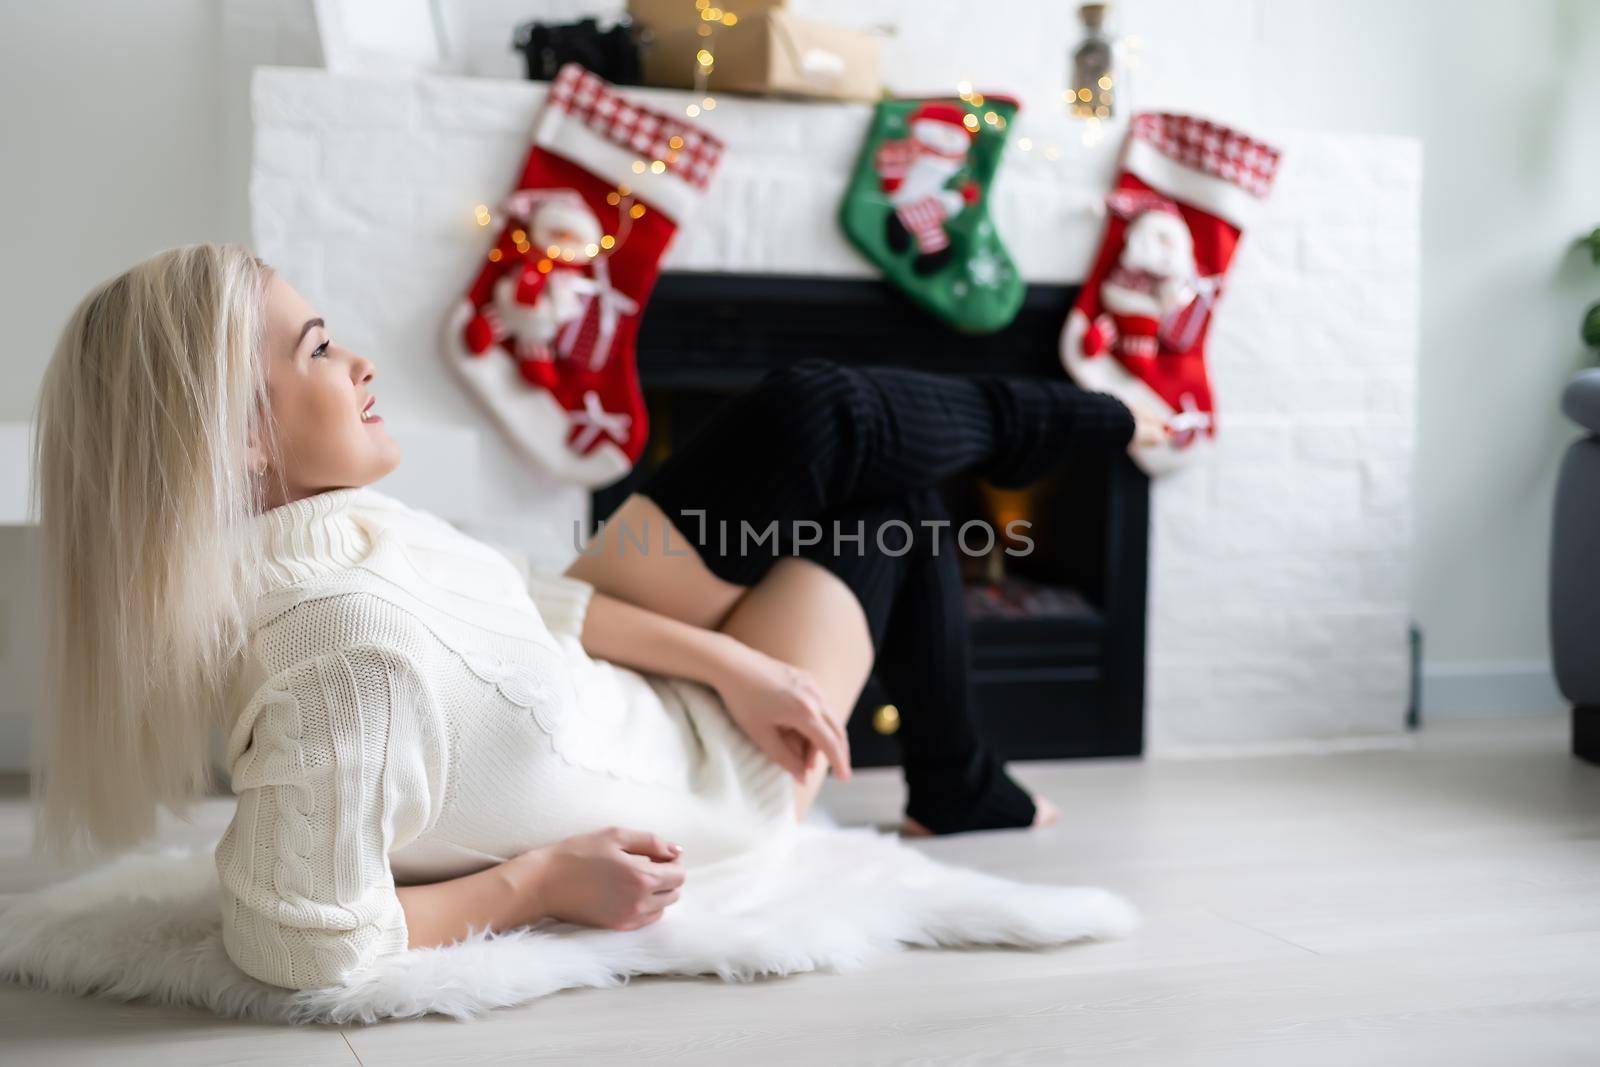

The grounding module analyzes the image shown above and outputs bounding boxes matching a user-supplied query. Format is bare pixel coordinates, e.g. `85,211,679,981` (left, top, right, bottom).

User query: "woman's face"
258,274,399,507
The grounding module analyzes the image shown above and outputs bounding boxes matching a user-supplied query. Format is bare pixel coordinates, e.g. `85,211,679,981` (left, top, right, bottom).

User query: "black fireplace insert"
592,273,1149,767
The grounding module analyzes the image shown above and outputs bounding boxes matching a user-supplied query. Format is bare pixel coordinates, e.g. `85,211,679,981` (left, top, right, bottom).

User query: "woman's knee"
788,493,938,650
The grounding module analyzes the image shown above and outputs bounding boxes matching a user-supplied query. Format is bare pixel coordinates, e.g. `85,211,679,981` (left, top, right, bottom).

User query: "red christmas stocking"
445,63,724,487
1061,113,1281,475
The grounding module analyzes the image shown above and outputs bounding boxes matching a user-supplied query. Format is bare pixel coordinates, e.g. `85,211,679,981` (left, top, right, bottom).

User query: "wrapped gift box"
627,0,788,28
633,6,880,103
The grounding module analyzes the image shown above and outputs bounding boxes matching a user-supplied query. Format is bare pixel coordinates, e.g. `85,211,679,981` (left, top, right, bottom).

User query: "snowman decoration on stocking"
875,102,981,275
494,191,604,382
445,64,725,487
466,190,638,392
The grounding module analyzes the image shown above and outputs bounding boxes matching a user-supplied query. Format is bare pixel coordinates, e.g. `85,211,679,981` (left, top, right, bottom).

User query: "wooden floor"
3,715,1598,1065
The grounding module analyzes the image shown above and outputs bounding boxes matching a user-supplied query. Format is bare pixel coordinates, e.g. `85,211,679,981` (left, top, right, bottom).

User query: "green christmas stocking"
840,95,1024,334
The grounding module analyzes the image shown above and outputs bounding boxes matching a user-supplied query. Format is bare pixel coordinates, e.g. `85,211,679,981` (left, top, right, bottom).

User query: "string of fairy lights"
978,33,1142,155
475,172,651,269
685,0,738,117
472,3,740,263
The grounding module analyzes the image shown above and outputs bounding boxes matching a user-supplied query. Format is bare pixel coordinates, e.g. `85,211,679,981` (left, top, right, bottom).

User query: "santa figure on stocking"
1082,190,1220,364
1061,112,1281,475
874,102,981,275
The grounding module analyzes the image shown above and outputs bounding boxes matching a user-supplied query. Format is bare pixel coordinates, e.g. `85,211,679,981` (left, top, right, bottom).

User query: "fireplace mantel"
251,67,1421,751
251,66,1117,286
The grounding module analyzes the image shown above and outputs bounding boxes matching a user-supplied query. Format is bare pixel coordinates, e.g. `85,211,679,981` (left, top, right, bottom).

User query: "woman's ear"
244,437,270,479
244,436,292,510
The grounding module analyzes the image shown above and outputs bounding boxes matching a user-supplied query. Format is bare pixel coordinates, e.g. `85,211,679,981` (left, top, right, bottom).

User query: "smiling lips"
360,396,381,424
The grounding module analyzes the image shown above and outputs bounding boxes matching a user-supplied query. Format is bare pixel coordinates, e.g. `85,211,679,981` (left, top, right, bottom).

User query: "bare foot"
900,794,1060,837
1034,794,1061,827
1127,403,1170,453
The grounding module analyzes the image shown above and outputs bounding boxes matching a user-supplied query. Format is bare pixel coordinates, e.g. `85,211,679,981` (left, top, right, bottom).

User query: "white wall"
0,2,233,420
2,0,1597,765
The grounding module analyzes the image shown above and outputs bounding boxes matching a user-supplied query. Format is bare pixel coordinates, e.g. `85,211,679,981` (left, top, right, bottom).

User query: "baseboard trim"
1154,733,1414,760
1422,661,1565,719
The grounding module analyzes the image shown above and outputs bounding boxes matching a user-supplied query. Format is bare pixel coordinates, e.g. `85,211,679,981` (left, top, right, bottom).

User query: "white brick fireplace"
251,67,1420,751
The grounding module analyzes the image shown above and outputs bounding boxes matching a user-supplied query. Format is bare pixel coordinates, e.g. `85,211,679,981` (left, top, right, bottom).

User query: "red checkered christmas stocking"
446,63,723,487
1061,113,1281,475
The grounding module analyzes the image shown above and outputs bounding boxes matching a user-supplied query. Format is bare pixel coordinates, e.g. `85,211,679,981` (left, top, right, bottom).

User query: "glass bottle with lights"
1069,3,1116,120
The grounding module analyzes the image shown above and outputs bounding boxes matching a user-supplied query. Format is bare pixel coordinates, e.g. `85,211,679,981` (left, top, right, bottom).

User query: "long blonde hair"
34,244,272,852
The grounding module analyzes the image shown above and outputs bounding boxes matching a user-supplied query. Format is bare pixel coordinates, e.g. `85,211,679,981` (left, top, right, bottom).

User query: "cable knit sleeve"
214,643,438,991
481,540,595,641
524,569,595,641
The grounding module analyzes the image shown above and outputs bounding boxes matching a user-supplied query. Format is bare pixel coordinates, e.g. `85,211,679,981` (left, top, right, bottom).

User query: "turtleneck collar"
256,487,373,589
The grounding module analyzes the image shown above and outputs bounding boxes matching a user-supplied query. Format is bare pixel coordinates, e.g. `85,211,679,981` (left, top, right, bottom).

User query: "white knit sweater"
215,488,796,991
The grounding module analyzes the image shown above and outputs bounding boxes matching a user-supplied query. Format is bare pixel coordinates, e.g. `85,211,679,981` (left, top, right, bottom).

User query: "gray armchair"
1552,368,1600,762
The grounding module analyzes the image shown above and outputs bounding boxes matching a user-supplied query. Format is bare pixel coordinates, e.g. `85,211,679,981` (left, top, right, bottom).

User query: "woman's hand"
711,639,851,783
516,826,687,932
397,826,685,947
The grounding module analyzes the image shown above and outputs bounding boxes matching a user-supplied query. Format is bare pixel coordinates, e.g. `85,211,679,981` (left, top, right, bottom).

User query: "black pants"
638,359,1134,832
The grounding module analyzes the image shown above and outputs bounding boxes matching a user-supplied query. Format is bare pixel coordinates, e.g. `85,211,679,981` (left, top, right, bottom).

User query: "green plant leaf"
1583,301,1600,349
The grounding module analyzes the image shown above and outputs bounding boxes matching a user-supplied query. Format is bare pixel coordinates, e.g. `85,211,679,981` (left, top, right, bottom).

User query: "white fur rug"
0,824,1137,1024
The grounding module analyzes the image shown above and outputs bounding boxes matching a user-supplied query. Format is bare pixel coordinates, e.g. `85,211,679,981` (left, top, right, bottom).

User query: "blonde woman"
34,245,1156,991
